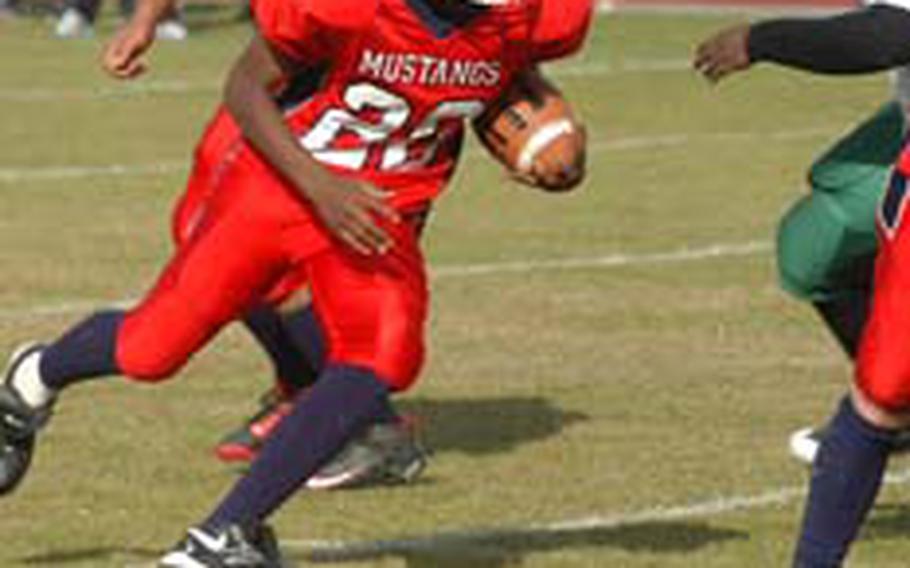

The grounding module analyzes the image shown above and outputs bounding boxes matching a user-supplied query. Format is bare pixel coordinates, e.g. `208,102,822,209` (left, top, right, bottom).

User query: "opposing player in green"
695,0,910,464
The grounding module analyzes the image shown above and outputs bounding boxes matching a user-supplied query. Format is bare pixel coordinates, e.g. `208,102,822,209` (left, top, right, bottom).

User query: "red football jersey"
251,0,592,209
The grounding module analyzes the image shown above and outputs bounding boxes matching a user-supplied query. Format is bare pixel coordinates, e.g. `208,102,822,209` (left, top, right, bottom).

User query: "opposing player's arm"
224,36,399,255
695,4,910,82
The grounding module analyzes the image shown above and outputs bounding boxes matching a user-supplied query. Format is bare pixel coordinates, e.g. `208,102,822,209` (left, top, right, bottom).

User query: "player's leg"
213,299,322,463
300,225,429,489
215,293,429,490
217,213,436,483
54,0,98,37
244,302,321,394
161,217,429,565
778,102,904,463
792,167,910,567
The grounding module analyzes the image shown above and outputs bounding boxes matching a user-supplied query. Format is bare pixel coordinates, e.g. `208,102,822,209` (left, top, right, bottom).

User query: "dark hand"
693,24,753,83
307,177,401,255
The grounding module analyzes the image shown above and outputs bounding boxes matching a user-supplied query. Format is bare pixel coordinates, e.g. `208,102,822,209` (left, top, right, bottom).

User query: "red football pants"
116,146,428,392
857,164,910,410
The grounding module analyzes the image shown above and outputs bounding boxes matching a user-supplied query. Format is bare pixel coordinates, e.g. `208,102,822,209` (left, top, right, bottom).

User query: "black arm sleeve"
747,5,910,74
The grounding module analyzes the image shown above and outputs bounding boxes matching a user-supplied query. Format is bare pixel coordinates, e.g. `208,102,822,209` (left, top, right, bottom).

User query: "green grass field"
2,7,909,567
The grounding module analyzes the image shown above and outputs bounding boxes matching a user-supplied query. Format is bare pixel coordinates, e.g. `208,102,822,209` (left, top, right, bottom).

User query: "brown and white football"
474,69,586,192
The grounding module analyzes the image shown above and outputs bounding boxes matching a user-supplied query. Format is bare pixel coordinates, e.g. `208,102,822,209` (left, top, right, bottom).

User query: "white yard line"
0,161,186,183
0,6,850,105
0,50,747,103
120,467,910,566
0,80,219,102
284,467,910,562
432,240,769,277
0,126,836,184
0,240,771,322
0,61,682,102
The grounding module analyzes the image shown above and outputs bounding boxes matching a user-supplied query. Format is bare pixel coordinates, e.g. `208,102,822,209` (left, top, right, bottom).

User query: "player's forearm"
748,5,910,74
224,40,336,200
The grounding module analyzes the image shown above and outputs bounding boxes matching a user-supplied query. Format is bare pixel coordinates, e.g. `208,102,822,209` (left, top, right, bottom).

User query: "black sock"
204,365,394,529
813,289,871,359
793,397,895,567
243,306,318,391
39,310,123,391
282,307,325,372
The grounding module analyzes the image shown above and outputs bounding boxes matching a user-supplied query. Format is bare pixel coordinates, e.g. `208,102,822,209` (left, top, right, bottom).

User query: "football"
474,69,586,191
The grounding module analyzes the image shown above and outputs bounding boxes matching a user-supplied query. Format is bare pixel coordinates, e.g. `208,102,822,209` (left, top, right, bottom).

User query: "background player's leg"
211,304,325,463
242,304,321,394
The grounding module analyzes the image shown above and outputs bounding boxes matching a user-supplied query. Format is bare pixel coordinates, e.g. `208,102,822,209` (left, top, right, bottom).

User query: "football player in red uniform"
174,106,430,485
105,0,429,485
1,0,593,565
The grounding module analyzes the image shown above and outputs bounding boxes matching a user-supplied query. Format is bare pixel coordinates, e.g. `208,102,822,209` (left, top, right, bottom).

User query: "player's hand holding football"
693,23,752,83
304,175,401,256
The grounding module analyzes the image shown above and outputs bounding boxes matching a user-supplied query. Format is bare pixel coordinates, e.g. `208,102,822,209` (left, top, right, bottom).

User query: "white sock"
10,349,55,408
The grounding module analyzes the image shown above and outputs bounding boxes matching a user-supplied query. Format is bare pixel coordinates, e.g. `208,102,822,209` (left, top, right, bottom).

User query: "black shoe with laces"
159,523,284,567
0,343,53,495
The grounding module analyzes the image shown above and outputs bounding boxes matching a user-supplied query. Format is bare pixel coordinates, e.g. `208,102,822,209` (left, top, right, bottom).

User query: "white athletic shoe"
159,523,284,567
54,8,93,38
790,424,910,466
789,427,822,466
155,19,188,41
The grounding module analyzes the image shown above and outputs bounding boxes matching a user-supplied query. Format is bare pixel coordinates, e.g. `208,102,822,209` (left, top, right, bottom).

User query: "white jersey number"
300,83,484,171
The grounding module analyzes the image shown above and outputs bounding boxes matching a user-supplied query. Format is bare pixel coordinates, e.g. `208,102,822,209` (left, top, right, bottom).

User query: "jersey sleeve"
530,0,594,62
251,0,376,62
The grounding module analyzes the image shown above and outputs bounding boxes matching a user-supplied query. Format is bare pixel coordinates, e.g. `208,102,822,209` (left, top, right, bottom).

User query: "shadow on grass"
863,502,910,541
19,520,746,566
20,546,159,565
220,395,589,483
22,398,591,565
400,396,589,456
290,519,747,566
